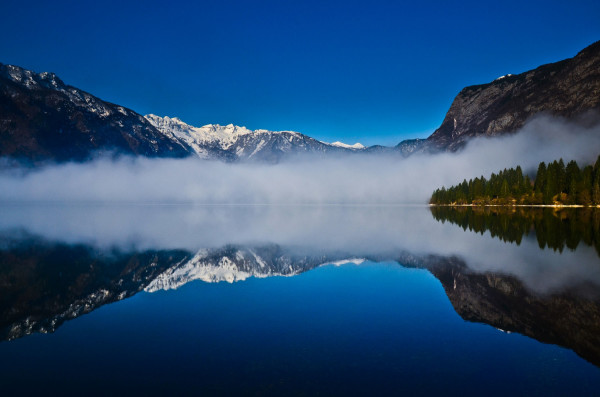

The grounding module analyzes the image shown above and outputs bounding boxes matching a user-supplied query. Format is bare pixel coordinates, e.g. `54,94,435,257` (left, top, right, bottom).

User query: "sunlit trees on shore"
430,156,600,206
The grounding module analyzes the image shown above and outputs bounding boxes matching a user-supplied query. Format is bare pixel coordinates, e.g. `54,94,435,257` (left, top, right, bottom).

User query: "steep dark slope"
0,63,190,164
426,40,600,151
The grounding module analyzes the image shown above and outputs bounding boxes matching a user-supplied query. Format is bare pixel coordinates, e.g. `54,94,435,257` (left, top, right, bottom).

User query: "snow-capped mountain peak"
329,141,365,149
145,114,299,144
145,114,257,157
145,114,353,161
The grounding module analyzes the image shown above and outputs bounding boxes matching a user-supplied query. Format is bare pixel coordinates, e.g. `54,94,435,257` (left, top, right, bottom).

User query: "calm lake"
1,204,599,396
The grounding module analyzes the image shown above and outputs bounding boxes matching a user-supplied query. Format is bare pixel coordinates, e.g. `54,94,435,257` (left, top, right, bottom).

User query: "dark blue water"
1,262,598,396
1,205,599,396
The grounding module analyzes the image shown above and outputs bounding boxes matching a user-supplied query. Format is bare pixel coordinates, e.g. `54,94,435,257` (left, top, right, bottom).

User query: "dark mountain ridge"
425,40,600,151
0,63,191,164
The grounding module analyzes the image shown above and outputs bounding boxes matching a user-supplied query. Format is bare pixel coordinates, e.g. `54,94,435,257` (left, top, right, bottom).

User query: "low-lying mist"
1,114,599,204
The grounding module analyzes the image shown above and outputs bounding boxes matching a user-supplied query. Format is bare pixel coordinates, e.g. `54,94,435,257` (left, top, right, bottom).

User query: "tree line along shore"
430,156,600,206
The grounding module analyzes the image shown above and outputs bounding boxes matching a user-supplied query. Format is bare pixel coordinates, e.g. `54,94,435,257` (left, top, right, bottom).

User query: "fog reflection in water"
1,204,599,294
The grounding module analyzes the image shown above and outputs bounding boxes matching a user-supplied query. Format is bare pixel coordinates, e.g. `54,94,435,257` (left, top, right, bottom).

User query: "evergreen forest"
430,156,600,206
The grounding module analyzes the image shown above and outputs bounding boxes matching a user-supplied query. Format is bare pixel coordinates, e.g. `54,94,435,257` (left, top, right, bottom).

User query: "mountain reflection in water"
0,204,599,394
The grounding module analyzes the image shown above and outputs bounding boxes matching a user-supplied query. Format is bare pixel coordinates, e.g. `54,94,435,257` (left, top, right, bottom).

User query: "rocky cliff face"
426,40,600,151
0,64,191,164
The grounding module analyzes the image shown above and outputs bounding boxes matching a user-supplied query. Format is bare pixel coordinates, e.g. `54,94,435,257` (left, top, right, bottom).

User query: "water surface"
0,204,599,395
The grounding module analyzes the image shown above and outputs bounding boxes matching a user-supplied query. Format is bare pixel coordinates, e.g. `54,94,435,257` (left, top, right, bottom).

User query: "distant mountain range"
1,40,599,163
144,114,361,162
0,63,391,164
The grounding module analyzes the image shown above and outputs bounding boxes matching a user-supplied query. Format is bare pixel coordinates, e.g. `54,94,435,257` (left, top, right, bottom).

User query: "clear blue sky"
1,0,599,145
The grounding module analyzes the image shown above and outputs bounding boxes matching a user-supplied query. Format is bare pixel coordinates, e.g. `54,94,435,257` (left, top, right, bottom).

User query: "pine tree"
523,175,533,198
593,179,600,205
579,166,594,205
557,158,566,193
500,179,510,199
544,162,557,204
565,160,580,192
515,165,524,196
565,160,581,204
534,162,547,193
569,179,578,204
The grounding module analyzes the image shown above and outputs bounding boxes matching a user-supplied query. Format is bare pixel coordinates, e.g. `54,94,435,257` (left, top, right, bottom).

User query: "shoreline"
428,204,600,208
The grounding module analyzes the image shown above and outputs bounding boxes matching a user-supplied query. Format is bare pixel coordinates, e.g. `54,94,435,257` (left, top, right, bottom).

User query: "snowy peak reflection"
1,231,600,368
145,245,364,291
0,233,358,341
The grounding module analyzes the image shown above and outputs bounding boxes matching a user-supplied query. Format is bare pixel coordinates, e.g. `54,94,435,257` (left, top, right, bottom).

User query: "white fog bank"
1,115,599,204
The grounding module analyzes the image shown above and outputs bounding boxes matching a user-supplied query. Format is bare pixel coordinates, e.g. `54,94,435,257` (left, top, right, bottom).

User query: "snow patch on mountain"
495,74,514,81
329,141,365,149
